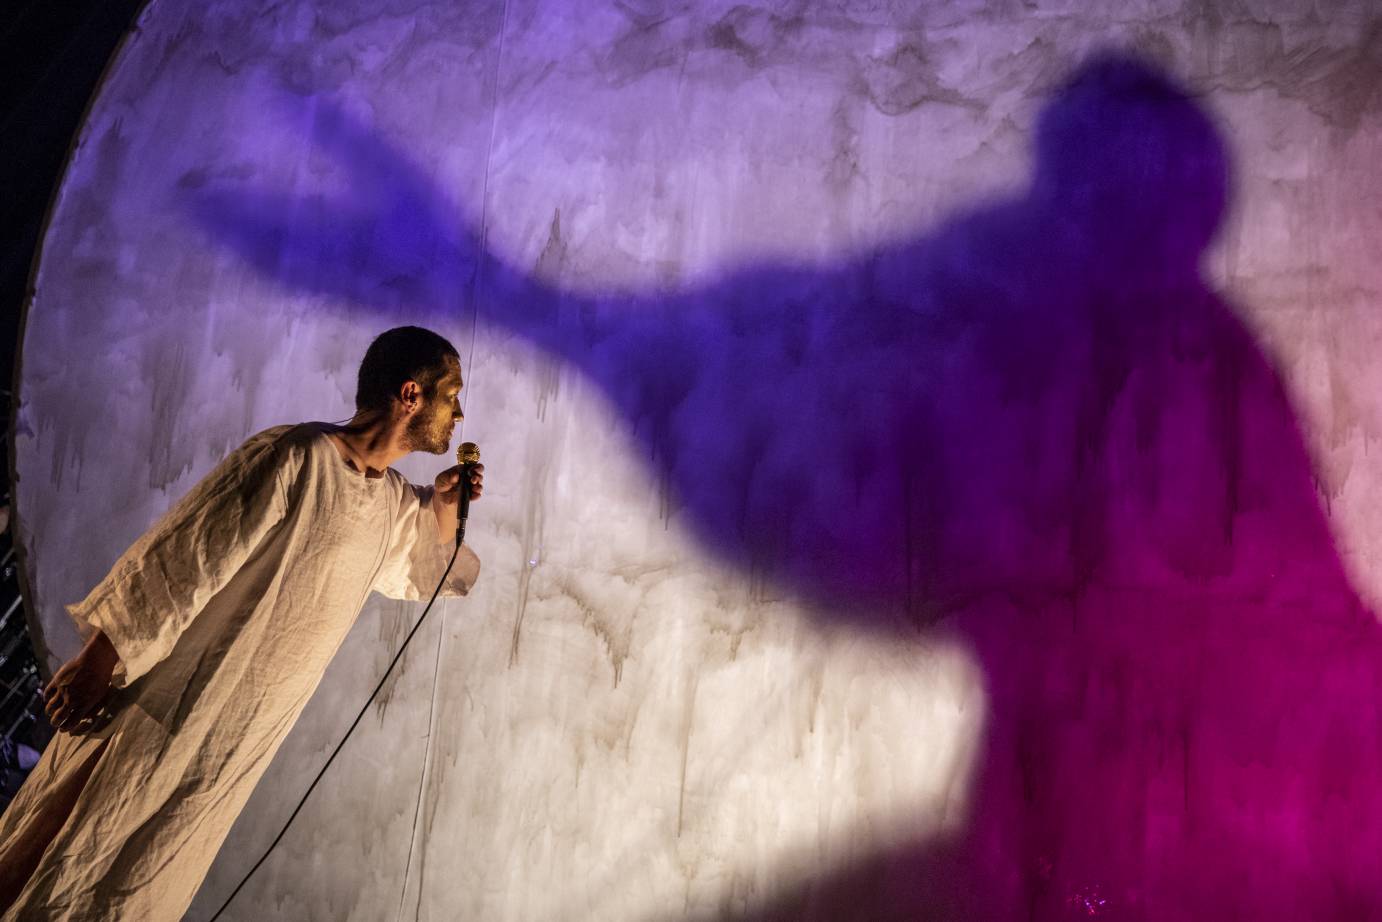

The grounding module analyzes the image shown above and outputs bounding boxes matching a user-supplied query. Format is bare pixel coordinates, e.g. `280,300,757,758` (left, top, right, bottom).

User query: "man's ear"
400,380,422,412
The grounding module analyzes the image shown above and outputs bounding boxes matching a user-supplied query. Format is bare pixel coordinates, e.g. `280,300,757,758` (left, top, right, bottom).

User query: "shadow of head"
632,51,1247,627
1030,53,1229,273
184,51,1251,629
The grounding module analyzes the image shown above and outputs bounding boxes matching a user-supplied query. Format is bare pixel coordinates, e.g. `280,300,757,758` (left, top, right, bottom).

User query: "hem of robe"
0,730,111,921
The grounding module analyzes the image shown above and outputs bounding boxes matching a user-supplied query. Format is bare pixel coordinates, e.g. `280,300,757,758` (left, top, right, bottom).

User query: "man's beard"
404,411,450,454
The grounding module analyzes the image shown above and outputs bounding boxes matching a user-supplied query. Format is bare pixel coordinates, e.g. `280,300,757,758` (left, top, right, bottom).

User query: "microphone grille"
456,441,481,465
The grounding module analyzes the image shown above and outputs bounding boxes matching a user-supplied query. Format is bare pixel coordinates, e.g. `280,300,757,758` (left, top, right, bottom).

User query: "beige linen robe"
0,422,479,921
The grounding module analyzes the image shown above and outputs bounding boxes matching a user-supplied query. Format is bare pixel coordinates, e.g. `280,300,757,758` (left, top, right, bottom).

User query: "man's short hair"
355,326,460,413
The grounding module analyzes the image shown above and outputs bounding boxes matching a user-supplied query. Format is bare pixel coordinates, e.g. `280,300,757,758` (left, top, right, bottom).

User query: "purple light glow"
185,53,1382,918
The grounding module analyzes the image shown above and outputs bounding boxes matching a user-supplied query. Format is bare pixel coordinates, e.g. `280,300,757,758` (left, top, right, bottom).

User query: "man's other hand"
435,463,484,504
44,630,119,734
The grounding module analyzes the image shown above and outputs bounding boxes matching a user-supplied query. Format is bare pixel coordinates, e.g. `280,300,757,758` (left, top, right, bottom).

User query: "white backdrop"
13,1,1382,919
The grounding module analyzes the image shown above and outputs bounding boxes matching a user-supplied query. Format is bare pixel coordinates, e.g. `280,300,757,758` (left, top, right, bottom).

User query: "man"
0,326,483,920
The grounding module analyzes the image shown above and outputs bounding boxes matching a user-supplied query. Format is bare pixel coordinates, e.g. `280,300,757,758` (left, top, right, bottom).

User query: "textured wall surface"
13,1,1382,919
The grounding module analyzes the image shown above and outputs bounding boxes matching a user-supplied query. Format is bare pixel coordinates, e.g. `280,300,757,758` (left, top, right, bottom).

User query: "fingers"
43,661,72,703
43,676,67,721
42,656,115,733
46,690,80,732
44,681,103,733
55,695,113,735
44,692,62,725
440,463,483,483
46,686,74,726
50,696,99,734
445,464,483,498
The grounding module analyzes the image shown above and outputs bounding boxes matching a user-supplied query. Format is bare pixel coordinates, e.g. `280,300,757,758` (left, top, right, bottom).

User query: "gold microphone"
455,442,480,543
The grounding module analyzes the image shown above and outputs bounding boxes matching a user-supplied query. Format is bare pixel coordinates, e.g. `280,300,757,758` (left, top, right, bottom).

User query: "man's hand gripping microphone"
455,441,480,544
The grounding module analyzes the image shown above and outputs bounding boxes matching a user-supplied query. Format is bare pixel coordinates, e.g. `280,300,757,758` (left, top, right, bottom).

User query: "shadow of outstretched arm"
184,93,961,626
187,58,1382,919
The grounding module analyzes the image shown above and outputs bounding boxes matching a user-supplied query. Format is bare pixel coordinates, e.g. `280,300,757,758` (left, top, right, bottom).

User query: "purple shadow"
191,53,1382,920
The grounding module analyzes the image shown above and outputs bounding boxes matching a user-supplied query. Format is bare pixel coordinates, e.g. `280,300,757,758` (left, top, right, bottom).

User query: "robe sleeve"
372,475,481,601
65,428,297,686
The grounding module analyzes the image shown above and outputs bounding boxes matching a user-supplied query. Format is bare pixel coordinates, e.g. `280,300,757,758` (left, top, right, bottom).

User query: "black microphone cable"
208,523,468,920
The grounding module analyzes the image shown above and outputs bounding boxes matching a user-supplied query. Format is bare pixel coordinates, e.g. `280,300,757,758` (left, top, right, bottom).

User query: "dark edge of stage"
0,0,146,809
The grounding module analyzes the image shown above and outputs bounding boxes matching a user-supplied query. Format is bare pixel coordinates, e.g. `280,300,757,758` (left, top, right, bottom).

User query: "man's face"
404,358,463,455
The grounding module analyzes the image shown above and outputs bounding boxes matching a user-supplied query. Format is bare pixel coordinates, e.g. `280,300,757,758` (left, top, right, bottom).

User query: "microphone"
455,441,480,544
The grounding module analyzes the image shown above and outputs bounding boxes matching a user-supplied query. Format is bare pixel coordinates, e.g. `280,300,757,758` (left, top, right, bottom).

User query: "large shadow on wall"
192,54,1382,919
